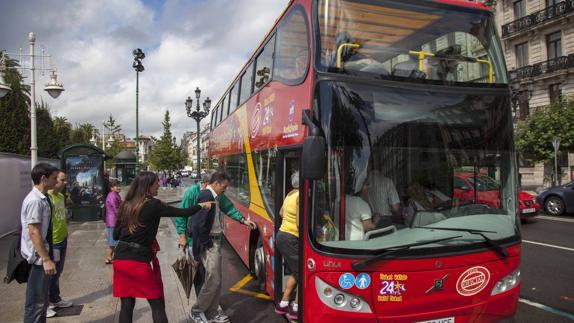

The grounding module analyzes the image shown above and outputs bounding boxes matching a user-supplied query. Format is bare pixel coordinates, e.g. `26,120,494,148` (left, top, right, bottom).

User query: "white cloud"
0,0,289,141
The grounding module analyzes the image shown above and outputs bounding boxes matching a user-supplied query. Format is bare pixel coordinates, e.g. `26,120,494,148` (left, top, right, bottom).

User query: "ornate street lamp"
0,33,64,169
132,48,145,173
185,87,211,176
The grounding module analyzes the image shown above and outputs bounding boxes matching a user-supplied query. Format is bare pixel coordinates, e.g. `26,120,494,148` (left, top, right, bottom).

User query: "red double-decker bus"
208,0,520,322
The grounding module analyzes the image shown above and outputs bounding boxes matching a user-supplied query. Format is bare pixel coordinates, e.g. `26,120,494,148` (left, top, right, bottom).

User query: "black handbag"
4,233,31,284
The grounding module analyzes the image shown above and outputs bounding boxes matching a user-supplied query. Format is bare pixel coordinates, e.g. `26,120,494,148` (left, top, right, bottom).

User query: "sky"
0,0,289,142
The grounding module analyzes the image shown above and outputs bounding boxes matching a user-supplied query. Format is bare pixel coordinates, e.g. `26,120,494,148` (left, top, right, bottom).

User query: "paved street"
515,214,574,322
1,184,573,322
0,188,286,323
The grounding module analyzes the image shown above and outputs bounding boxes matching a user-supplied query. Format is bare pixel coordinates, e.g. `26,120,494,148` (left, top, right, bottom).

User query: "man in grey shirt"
21,163,59,322
366,170,401,226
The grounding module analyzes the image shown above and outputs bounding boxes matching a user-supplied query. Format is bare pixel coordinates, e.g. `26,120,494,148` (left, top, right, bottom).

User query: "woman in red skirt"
113,171,212,323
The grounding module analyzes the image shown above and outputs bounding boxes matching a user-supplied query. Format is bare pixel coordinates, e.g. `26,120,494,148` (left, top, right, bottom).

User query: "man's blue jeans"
24,265,50,323
49,238,67,303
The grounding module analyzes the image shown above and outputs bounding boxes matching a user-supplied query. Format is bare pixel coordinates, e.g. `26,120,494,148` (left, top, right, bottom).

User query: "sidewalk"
0,189,194,323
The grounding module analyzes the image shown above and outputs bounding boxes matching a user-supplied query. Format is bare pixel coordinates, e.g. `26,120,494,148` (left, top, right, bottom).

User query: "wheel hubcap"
547,199,562,214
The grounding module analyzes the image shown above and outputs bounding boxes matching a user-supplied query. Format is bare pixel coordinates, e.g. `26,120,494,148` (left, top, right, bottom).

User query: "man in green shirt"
176,172,255,248
47,171,73,317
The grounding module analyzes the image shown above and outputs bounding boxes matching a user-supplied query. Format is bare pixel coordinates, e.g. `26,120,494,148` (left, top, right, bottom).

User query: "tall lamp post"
90,125,115,169
0,33,64,169
132,48,145,173
185,87,211,177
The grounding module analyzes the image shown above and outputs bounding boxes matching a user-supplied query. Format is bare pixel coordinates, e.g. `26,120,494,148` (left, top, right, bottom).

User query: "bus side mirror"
302,136,325,180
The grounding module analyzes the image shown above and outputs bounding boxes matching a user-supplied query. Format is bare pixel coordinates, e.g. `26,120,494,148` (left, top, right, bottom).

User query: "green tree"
515,95,574,184
101,114,125,162
0,54,30,155
148,110,187,172
36,101,58,158
52,116,73,152
70,122,96,145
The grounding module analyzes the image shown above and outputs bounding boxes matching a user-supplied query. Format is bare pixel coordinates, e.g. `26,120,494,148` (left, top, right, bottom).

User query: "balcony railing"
509,54,574,80
502,0,574,37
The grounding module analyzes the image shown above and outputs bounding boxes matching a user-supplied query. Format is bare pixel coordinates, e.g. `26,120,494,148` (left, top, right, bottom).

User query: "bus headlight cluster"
315,276,372,313
491,269,520,295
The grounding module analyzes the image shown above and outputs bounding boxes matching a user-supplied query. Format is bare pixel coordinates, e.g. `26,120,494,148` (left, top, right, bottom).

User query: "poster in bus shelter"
65,155,104,208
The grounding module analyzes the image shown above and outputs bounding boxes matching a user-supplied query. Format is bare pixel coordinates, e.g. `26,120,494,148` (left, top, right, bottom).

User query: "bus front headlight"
491,269,520,295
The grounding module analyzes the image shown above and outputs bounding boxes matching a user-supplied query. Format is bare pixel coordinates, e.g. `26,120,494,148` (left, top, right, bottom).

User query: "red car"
518,191,540,219
453,172,501,208
454,173,539,218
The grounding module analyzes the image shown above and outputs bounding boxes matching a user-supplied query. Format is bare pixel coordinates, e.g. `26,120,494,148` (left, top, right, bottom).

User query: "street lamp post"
132,48,145,173
185,87,211,177
90,125,115,170
0,33,64,169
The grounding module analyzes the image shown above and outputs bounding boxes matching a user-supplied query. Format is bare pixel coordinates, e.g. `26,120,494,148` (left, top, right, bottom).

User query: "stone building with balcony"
496,0,574,187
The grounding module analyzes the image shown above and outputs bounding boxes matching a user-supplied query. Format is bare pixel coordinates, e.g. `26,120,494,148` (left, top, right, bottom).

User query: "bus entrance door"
273,150,300,304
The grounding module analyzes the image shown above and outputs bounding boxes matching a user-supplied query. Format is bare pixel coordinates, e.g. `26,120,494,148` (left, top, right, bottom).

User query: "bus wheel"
253,239,266,291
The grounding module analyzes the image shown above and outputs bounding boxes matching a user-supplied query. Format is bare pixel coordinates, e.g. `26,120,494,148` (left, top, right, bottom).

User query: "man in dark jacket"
189,171,255,323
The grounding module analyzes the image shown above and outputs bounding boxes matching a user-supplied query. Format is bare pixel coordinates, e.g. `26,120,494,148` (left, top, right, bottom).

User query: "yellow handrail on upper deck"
408,50,494,83
336,43,361,69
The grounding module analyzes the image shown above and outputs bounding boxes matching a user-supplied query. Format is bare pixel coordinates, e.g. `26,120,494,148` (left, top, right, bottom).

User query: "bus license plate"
522,208,536,213
417,317,455,323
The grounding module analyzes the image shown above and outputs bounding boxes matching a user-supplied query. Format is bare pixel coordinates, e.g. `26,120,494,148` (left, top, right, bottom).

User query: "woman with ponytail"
112,171,212,323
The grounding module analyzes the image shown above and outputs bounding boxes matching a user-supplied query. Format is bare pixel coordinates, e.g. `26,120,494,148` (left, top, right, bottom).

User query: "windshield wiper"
414,226,508,259
351,235,462,271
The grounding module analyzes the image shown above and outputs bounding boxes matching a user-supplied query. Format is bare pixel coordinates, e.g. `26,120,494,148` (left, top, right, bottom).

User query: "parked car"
536,182,574,216
453,172,500,208
454,173,539,218
518,191,540,219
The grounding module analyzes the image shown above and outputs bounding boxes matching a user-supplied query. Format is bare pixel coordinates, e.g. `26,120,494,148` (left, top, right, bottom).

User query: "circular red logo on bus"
456,266,490,296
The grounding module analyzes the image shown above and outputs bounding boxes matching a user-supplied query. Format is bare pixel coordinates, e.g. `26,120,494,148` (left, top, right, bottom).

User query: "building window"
514,0,526,19
515,42,528,68
546,31,562,61
549,83,561,106
546,0,559,7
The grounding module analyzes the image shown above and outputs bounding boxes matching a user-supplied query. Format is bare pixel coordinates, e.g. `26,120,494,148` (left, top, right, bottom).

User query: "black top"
113,198,201,262
191,189,216,259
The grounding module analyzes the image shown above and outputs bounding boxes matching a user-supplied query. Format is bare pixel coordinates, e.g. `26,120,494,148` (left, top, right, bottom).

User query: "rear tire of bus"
254,239,266,291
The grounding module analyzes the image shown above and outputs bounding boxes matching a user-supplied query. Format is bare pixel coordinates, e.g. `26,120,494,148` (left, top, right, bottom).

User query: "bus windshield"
312,81,519,254
316,0,507,85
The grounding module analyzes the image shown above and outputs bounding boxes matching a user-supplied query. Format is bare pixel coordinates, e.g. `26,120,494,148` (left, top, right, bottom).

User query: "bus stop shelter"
114,150,137,186
59,144,110,221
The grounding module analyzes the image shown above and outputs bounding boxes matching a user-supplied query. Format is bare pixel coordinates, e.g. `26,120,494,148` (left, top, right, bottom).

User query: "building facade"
181,126,210,169
496,0,574,186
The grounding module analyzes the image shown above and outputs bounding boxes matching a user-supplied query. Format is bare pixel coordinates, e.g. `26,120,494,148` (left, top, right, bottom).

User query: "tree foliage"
0,55,30,155
101,114,125,161
148,110,187,171
515,95,574,163
70,122,96,145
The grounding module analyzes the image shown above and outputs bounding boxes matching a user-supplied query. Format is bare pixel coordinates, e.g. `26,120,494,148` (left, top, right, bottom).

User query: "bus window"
224,154,250,206
229,85,239,113
220,96,227,121
218,98,224,123
316,0,507,85
274,6,309,84
239,62,254,104
225,92,231,116
252,149,277,217
210,106,216,129
255,35,275,90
